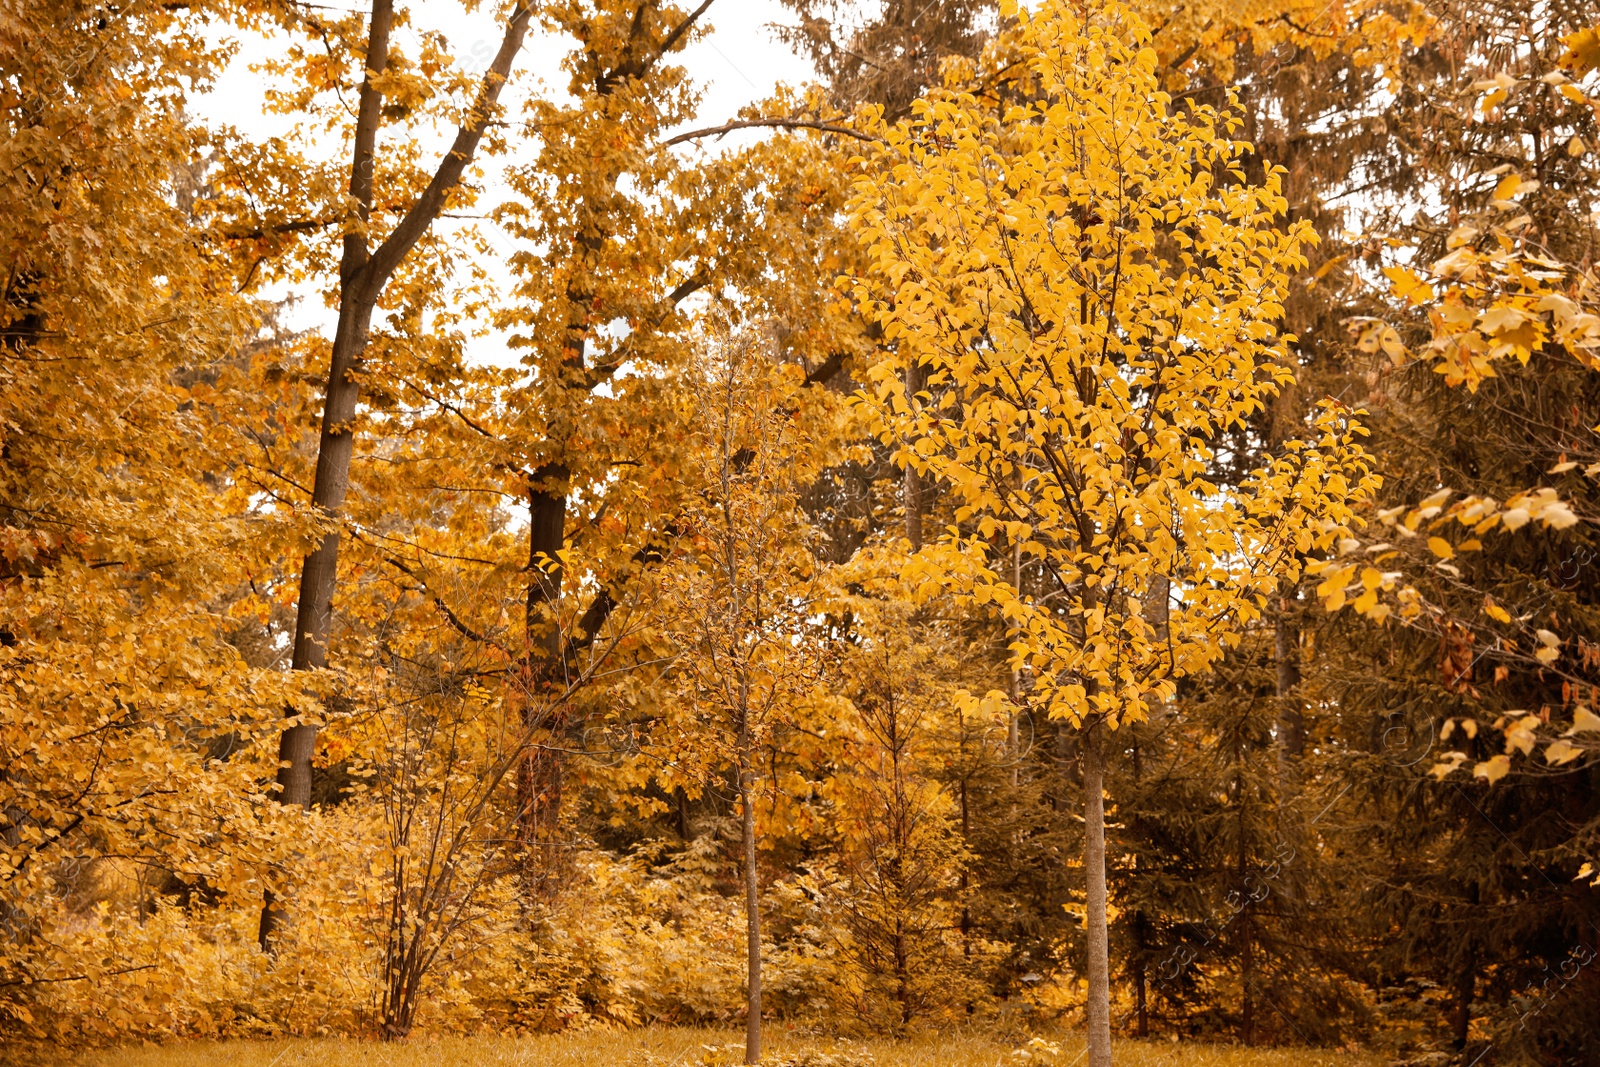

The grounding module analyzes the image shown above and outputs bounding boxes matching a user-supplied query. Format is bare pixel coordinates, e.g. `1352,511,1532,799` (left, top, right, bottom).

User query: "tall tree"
848,3,1376,1060
251,0,536,946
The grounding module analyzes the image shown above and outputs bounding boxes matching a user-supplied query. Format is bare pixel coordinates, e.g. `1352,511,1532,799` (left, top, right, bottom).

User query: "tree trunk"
895,921,911,1025
259,0,394,950
1275,591,1304,787
959,769,972,951
1237,709,1255,1046
1134,920,1149,1038
903,362,924,551
1010,538,1022,787
257,0,533,951
740,757,762,1064
1240,917,1255,1046
1453,938,1476,1049
517,465,570,895
675,784,692,841
1082,721,1113,1067
1132,724,1148,1039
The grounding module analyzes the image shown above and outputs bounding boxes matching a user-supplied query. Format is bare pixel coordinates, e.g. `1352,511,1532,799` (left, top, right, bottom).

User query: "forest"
3,0,1599,1065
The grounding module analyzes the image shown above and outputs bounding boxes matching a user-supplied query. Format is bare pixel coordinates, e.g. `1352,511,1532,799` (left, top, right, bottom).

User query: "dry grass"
72,1026,1385,1067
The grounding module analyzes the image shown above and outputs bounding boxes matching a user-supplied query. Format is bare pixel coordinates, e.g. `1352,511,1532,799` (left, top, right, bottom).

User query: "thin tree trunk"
1237,705,1255,1046
1010,538,1022,787
1132,731,1148,1040
1453,934,1476,1049
895,921,911,1025
740,754,762,1064
1272,589,1304,916
1275,591,1304,786
1240,916,1255,1046
1082,720,1112,1067
1134,918,1149,1038
959,768,972,950
903,361,924,551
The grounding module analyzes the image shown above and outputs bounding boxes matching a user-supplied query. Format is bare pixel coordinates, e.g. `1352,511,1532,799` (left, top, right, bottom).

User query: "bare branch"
663,117,879,149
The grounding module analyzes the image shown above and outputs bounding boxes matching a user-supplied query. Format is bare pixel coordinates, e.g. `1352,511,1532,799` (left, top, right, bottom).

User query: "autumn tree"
0,0,317,1034
457,1,878,890
224,0,538,948
849,3,1375,1060
659,333,837,1063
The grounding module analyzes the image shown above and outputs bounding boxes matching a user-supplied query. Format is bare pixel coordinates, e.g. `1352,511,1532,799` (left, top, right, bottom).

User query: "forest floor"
76,1026,1387,1067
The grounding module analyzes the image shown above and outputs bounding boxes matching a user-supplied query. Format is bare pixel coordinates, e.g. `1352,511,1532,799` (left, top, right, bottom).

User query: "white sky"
196,1,822,347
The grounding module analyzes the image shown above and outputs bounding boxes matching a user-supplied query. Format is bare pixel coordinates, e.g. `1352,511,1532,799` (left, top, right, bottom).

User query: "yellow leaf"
1474,754,1512,783
1543,503,1580,530
1379,326,1406,361
1383,266,1435,305
1545,739,1584,765
1567,706,1600,734
1506,719,1539,755
1428,536,1454,559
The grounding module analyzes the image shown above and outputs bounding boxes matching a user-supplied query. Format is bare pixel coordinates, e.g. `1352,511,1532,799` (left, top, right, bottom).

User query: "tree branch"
0,964,156,990
381,555,511,656
597,0,716,95
662,117,878,149
358,1,535,302
802,349,849,386
219,216,341,241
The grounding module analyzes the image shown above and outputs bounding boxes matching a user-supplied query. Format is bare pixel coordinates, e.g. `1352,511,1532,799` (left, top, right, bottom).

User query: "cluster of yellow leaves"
1359,29,1600,392
1306,481,1582,624
3,0,882,1041
1430,705,1600,789
1306,31,1600,793
850,0,1375,730
0,0,347,1033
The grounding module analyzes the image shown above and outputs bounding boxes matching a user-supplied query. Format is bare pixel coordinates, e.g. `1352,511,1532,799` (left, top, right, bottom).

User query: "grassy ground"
76,1027,1385,1067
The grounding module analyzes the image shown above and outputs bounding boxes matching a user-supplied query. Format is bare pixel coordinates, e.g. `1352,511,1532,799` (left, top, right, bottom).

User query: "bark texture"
740,754,762,1064
1082,721,1112,1067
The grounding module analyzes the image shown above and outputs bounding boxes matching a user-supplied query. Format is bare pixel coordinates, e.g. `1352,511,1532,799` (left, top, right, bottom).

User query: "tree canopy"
4,0,1599,1062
